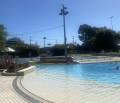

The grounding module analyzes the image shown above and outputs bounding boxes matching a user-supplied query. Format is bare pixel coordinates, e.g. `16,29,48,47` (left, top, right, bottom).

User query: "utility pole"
29,36,32,46
72,36,74,45
43,37,47,48
29,36,32,60
109,16,114,30
35,41,38,46
56,40,58,45
59,4,69,57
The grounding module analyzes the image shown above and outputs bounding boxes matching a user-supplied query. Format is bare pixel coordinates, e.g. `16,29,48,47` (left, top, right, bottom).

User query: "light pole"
56,40,58,45
29,36,32,60
29,36,32,46
43,37,47,48
72,36,74,45
109,16,114,30
59,5,69,57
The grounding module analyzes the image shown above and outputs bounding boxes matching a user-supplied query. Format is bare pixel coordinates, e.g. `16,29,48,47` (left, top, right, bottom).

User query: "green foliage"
78,24,96,43
51,44,81,56
6,37,40,57
16,44,40,57
51,44,65,56
0,24,7,51
78,24,120,52
6,37,24,47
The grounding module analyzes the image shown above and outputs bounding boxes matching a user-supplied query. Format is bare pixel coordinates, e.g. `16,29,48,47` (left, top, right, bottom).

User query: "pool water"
36,62,120,85
22,62,120,103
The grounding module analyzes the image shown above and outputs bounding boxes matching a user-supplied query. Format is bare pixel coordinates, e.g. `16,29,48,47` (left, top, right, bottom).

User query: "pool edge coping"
12,66,54,103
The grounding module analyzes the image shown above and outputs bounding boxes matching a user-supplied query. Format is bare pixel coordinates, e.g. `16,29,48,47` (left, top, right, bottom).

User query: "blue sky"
0,0,120,47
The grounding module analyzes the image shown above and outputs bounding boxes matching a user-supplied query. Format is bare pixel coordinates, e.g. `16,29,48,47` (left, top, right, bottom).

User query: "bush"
51,47,64,56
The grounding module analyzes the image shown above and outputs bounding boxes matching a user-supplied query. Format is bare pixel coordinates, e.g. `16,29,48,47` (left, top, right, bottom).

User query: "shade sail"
5,47,15,52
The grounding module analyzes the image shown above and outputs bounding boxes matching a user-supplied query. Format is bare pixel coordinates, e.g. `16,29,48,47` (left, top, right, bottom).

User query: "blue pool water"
36,62,120,85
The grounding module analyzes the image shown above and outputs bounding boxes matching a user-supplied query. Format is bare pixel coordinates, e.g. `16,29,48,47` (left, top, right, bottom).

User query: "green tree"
51,44,65,56
78,24,95,43
6,37,24,47
92,28,120,51
78,24,96,51
78,24,120,52
6,37,40,57
0,24,7,51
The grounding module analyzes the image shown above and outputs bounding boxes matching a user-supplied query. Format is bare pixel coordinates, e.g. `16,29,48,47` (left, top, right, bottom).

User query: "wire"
8,25,63,36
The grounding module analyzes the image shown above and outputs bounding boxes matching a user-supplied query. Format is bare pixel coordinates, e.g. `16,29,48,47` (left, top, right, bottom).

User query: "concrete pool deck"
0,66,52,103
1,75,120,103
73,56,120,64
0,76,28,103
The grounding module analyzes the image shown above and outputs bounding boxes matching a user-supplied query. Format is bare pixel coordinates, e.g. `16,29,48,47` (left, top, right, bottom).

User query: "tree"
78,24,120,52
78,24,96,51
0,24,7,51
6,37,24,47
78,24,95,43
92,28,120,51
6,37,40,57
51,44,65,56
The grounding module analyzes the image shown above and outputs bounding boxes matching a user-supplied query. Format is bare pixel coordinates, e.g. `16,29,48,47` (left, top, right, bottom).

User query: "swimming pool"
22,62,120,103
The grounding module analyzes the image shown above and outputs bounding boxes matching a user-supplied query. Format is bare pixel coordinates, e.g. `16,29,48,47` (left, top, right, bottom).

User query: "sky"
0,0,120,47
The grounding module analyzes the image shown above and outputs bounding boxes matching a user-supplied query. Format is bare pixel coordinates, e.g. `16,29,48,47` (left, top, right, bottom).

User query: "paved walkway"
73,55,120,63
0,76,28,103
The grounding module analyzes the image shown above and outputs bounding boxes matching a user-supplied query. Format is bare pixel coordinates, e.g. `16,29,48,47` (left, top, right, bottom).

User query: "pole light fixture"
59,5,69,57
